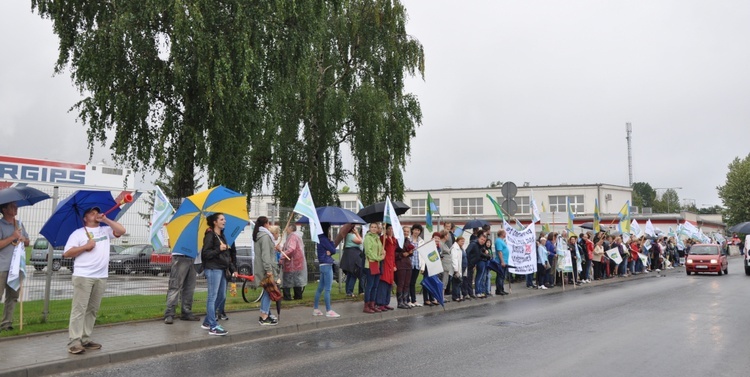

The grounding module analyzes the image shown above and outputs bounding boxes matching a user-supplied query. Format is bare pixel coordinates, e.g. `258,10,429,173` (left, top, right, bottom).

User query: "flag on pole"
416,239,444,276
426,192,435,233
514,218,525,231
384,196,405,247
630,219,642,237
593,198,601,233
486,194,505,221
617,201,631,234
7,239,26,291
566,197,575,232
530,190,541,224
453,225,465,238
542,223,551,234
293,183,323,243
150,186,174,249
606,247,623,265
644,219,656,237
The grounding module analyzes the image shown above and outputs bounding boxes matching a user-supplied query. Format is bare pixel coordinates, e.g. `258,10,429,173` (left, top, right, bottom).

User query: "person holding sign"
494,230,510,295
0,202,30,332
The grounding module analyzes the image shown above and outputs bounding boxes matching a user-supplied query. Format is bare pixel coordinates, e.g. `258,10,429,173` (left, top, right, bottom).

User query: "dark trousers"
593,261,604,279
451,276,462,300
395,269,411,294
536,264,545,287
364,269,380,303
345,273,363,295
495,264,506,293
376,281,392,306
409,268,420,303
464,266,475,296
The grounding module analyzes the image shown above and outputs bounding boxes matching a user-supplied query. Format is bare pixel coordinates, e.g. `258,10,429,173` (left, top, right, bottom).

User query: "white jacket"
450,243,463,278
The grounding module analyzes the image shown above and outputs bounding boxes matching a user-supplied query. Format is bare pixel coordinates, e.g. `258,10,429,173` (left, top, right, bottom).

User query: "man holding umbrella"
63,206,125,354
0,202,31,332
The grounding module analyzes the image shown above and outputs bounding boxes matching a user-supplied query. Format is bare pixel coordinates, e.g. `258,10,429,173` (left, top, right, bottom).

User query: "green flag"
486,194,505,221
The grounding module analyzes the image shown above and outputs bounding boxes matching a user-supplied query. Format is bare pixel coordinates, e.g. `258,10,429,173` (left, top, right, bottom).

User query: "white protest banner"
416,240,443,276
556,237,573,272
606,247,623,265
645,219,656,237
503,221,537,275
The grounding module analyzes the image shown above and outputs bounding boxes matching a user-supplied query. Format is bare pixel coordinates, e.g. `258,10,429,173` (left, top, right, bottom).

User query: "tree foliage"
652,188,680,213
717,154,750,225
631,182,656,209
32,0,424,206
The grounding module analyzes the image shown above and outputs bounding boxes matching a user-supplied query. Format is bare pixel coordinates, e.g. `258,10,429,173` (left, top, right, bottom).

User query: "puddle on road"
295,340,345,349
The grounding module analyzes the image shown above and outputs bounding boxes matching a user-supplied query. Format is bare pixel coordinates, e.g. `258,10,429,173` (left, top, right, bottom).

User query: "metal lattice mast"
626,122,633,186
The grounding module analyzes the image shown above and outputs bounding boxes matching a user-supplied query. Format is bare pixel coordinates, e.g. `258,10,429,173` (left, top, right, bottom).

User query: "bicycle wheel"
242,279,263,303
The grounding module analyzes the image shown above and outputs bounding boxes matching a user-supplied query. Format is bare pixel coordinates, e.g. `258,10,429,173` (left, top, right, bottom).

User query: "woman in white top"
450,237,465,301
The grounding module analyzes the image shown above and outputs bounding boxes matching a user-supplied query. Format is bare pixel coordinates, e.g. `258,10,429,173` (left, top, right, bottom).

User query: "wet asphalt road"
63,258,750,377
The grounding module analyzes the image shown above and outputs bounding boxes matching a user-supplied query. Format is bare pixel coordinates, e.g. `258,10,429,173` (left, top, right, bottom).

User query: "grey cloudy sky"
2,1,749,208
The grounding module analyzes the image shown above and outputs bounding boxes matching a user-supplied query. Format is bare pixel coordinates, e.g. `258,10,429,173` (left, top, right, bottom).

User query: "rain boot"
371,302,382,312
282,288,292,301
363,301,375,314
293,287,303,300
397,293,409,309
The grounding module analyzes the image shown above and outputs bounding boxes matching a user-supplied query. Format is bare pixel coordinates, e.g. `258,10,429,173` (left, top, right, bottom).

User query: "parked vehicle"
149,247,173,275
29,237,67,272
109,244,155,274
236,246,254,276
686,244,728,276
110,244,125,255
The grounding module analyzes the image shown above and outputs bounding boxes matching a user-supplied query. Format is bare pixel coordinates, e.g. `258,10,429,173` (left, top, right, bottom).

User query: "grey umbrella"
729,222,750,234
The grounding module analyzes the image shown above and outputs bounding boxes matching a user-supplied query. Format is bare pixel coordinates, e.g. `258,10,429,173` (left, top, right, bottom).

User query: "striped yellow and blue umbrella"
166,185,248,258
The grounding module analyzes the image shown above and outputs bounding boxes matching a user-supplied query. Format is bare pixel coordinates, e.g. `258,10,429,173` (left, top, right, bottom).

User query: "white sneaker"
325,310,340,318
655,269,661,273
312,309,324,316
539,285,548,290
413,302,423,307
407,302,415,307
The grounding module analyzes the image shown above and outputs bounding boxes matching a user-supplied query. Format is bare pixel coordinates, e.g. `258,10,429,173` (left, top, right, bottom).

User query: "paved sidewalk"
0,269,676,377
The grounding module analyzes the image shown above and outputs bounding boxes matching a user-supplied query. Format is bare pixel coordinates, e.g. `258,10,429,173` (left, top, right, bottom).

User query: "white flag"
556,237,573,272
530,190,541,224
7,241,25,291
416,240,443,276
644,219,656,237
606,247,623,265
293,183,324,243
631,219,642,237
150,186,174,249
384,196,404,248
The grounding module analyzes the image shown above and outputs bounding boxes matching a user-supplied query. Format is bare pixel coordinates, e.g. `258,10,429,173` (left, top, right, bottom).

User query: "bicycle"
236,274,261,303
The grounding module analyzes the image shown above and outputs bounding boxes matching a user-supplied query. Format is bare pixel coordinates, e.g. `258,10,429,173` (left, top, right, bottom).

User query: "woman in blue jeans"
312,225,340,318
201,213,237,335
362,223,384,313
253,216,279,326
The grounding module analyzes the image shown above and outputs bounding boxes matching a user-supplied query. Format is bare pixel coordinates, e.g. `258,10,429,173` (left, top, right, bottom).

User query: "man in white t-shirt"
63,206,125,354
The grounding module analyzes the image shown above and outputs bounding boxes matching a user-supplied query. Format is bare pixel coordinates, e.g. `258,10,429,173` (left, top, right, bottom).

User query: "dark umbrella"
0,186,50,207
420,274,445,308
39,190,119,248
464,219,490,230
729,222,750,234
297,206,367,225
579,222,609,231
356,201,410,223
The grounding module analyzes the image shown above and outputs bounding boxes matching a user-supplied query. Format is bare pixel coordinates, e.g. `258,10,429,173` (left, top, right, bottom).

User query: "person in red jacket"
376,224,398,311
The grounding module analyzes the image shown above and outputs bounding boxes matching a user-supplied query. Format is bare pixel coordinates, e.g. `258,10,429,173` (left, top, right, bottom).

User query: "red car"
686,244,728,275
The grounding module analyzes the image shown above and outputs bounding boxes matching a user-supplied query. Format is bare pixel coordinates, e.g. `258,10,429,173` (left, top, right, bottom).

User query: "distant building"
0,154,149,244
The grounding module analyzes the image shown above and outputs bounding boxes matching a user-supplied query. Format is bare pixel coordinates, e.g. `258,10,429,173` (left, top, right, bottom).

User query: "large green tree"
653,188,680,213
32,0,423,206
717,154,750,225
631,182,656,209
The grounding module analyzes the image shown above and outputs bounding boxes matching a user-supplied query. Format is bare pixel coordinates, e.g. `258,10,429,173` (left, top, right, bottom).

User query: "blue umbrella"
0,186,50,207
298,206,366,225
40,190,120,247
464,219,490,229
420,274,445,308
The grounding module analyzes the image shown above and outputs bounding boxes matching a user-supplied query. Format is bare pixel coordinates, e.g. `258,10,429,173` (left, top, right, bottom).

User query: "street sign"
501,199,518,216
501,181,517,199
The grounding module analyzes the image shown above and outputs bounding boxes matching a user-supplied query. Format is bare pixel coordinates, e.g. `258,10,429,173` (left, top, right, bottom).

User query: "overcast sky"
2,1,749,208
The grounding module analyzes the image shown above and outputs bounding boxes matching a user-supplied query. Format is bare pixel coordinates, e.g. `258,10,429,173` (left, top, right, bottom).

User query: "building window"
453,197,483,215
548,195,584,214
341,201,357,212
266,203,279,218
411,198,440,216
101,167,123,175
516,196,530,214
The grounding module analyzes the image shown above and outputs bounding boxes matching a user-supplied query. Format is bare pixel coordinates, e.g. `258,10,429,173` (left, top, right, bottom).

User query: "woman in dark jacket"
201,213,236,336
395,225,414,309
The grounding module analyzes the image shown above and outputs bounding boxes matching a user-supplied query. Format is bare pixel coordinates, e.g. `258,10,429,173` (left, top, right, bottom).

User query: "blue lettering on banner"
0,163,85,185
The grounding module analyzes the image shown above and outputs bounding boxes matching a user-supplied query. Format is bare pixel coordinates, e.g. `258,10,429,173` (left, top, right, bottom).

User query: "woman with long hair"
201,213,236,335
376,224,397,311
362,223,384,313
253,216,279,326
395,226,415,309
312,224,340,318
340,224,364,297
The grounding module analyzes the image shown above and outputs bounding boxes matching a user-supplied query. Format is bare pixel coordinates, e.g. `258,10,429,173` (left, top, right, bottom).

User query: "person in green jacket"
253,216,279,326
362,223,384,313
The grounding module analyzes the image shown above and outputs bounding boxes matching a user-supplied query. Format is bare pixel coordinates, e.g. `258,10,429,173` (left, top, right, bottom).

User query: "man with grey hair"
0,201,30,331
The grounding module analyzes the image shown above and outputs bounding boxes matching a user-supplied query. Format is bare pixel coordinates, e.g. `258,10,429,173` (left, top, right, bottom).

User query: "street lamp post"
654,187,683,213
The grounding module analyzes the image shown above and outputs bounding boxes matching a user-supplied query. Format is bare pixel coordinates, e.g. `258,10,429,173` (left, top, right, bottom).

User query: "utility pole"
626,123,633,187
